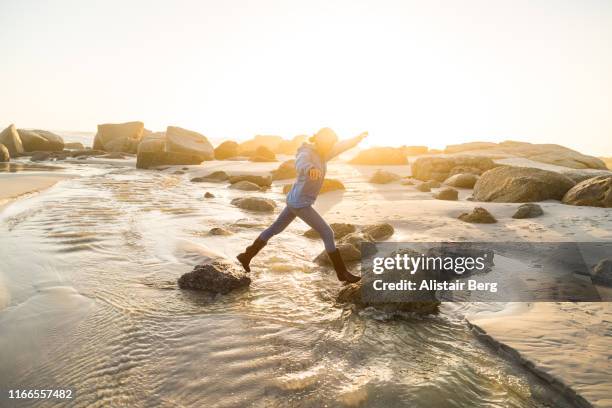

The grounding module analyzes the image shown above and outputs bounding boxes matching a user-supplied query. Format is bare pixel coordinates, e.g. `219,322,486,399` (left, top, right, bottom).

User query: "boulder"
271,160,297,180
434,187,459,201
204,192,215,198
401,146,429,156
304,223,356,239
562,175,612,208
137,132,201,169
369,169,401,184
94,121,144,153
191,171,229,182
209,227,232,236
401,178,416,185
64,142,85,150
336,282,440,314
473,166,576,202
165,126,214,160
282,178,345,195
249,145,277,162
411,156,497,182
17,129,64,151
314,243,363,265
229,180,261,191
0,144,9,162
229,175,272,187
361,223,394,240
444,173,479,188
458,207,497,223
71,149,106,158
561,169,612,183
231,197,276,212
214,140,239,160
177,260,250,293
0,124,24,157
444,141,498,154
448,166,483,177
416,183,431,192
424,180,441,188
238,135,284,155
349,147,408,165
592,259,612,286
276,135,307,155
512,203,544,219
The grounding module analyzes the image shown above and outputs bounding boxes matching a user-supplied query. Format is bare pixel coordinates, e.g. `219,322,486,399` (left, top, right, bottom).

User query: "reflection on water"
0,160,575,407
0,162,64,173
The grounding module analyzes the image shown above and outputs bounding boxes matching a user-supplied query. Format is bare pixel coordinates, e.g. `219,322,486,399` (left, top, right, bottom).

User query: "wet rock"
191,171,229,182
71,149,106,158
100,152,128,159
0,143,9,162
249,146,276,162
416,183,431,192
229,175,272,187
562,175,612,208
349,147,407,165
209,227,232,236
0,124,24,157
214,140,239,160
412,156,496,182
271,160,296,180
314,243,363,265
173,170,185,175
94,121,144,153
30,152,51,161
369,169,401,184
282,178,345,195
64,142,85,150
458,207,497,223
204,192,215,198
231,197,276,212
304,223,356,239
592,259,612,286
17,129,64,152
434,187,459,201
444,173,479,188
177,260,250,293
473,166,575,202
136,126,214,169
512,203,544,219
337,282,440,314
229,180,261,191
361,223,394,241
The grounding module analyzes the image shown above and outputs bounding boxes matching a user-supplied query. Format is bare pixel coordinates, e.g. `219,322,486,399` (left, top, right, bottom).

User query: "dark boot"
237,238,267,272
327,249,360,283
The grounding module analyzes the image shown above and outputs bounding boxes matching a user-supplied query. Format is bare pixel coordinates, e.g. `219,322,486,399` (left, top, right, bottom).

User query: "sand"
0,174,69,209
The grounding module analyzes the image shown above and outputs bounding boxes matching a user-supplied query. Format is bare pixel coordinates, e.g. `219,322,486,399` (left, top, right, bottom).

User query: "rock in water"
64,142,85,150
17,129,64,151
304,223,356,239
209,227,232,236
136,126,214,169
165,126,214,160
228,175,272,187
416,183,431,192
458,207,497,223
282,178,345,195
0,143,9,162
178,260,250,293
0,124,24,157
361,223,394,240
434,187,459,201
412,156,496,182
191,171,229,182
275,135,307,155
562,175,612,208
444,173,479,188
336,282,440,314
512,203,544,219
94,121,144,153
271,160,297,180
238,135,284,155
231,197,276,212
473,166,575,202
592,259,612,286
314,243,363,265
249,146,277,162
229,180,261,191
214,140,239,160
369,169,401,184
204,192,215,198
349,147,408,165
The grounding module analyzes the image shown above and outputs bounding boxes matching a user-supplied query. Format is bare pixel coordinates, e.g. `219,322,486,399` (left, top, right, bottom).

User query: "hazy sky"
1,0,611,154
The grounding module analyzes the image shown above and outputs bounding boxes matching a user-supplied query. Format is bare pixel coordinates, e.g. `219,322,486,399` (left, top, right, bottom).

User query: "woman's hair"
309,127,338,144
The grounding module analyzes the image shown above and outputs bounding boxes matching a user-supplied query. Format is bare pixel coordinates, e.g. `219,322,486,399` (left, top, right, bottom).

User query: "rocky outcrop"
314,224,394,265
238,135,283,156
561,169,612,183
177,260,250,293
349,147,408,165
369,169,401,184
191,171,229,182
304,223,356,239
314,242,363,265
401,145,428,156
276,135,308,155
458,207,497,223
416,183,431,192
434,187,459,200
229,180,261,191
592,259,612,286
249,146,276,162
512,203,544,219
271,160,296,180
337,282,440,314
283,178,345,195
412,156,496,182
562,175,612,208
214,140,239,160
0,143,9,162
361,223,394,240
94,121,144,153
165,126,214,161
444,173,479,188
444,142,497,154
229,175,272,187
136,126,213,169
17,129,64,151
0,124,24,157
209,227,232,236
231,197,276,212
64,142,85,150
473,166,575,202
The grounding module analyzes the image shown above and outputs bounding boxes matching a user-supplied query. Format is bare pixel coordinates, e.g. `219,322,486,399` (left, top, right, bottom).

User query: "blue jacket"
286,136,363,208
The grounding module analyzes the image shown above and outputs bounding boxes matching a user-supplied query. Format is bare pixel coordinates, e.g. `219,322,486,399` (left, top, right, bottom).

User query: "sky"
1,0,611,155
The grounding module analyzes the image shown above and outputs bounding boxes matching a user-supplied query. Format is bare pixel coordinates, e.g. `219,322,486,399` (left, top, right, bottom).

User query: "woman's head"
309,127,338,155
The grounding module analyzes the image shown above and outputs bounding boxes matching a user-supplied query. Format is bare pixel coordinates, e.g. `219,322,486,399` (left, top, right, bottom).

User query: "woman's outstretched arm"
326,131,368,160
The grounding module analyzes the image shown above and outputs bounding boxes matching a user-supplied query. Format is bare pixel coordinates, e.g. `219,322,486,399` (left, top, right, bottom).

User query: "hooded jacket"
286,135,363,208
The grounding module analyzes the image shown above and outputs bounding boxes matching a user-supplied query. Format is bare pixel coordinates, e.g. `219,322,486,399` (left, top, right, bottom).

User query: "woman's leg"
237,206,297,272
293,206,336,252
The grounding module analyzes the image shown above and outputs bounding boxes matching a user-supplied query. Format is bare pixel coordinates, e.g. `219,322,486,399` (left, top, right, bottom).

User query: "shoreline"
0,174,71,212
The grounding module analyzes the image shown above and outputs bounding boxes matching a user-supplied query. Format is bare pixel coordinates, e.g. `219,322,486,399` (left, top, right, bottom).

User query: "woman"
237,128,368,283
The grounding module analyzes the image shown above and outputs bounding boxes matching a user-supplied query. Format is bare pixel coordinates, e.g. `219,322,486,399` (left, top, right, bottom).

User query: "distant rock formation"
249,146,277,162
231,197,276,212
434,187,459,200
64,142,85,150
562,175,612,208
271,160,296,180
369,169,401,184
512,203,544,219
17,129,64,151
94,121,144,153
349,147,408,165
473,166,575,202
238,134,305,156
0,124,24,157
136,126,214,169
178,260,250,293
214,140,239,160
0,143,9,162
412,156,497,182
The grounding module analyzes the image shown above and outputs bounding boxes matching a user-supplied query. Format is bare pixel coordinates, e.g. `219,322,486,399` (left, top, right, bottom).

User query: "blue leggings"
258,205,336,252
